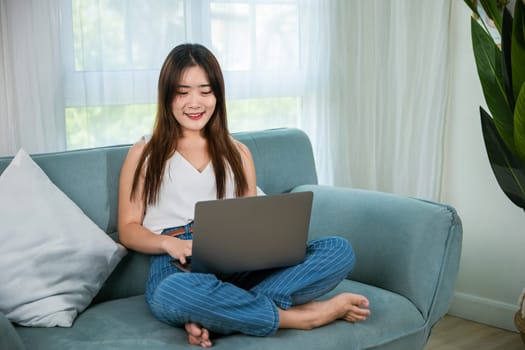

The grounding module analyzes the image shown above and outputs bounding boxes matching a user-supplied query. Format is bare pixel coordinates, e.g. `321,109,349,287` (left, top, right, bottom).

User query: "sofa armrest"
293,185,462,323
0,312,25,350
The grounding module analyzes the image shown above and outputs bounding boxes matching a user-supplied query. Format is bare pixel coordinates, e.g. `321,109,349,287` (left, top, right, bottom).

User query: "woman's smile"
171,65,217,135
186,112,205,121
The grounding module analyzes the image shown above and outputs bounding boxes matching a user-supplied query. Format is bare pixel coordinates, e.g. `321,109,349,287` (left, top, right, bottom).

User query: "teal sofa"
0,128,462,349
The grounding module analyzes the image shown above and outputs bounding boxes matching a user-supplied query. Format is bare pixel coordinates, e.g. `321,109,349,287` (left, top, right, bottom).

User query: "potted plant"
462,0,525,340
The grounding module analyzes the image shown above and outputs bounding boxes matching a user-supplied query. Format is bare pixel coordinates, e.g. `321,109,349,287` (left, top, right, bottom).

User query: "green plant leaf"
501,7,515,111
471,17,515,151
480,0,503,35
511,0,525,100
480,107,525,209
515,83,525,159
463,0,480,18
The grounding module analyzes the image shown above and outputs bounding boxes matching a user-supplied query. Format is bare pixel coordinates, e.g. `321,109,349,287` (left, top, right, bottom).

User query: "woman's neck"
176,132,210,173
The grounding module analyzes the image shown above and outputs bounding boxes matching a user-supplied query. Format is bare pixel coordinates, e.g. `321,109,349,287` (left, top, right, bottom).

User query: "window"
61,0,301,149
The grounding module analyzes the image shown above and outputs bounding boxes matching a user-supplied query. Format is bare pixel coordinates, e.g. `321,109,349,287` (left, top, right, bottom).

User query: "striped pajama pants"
145,225,356,336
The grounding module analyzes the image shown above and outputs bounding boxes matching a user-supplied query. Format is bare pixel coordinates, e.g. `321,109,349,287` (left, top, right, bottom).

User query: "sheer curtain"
301,0,451,200
58,0,303,150
0,0,65,156
0,0,451,200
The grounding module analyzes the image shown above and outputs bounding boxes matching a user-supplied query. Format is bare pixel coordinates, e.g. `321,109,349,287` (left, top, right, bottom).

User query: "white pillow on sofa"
0,149,127,327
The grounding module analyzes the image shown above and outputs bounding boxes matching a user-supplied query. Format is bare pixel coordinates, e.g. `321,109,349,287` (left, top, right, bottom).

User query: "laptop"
171,191,313,275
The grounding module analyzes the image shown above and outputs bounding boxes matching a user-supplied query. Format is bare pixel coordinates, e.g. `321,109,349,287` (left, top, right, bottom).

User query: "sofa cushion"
16,280,425,350
0,149,127,327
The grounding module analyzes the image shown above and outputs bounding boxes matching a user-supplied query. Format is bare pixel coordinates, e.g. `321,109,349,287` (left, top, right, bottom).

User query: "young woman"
118,43,370,348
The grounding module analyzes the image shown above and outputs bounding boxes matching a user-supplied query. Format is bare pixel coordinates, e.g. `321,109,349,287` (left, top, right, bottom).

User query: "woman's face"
171,65,217,135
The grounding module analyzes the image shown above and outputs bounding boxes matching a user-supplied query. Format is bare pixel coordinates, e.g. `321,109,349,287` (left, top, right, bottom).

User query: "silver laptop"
171,191,313,275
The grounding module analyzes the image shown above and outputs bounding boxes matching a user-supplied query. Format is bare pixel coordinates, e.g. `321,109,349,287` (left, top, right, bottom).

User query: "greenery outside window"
61,0,301,149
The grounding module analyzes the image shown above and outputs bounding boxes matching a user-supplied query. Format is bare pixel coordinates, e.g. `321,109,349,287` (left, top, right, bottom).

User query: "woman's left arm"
235,141,257,197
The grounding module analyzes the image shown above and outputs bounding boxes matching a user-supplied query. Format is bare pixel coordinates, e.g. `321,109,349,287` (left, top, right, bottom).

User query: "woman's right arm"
118,142,192,262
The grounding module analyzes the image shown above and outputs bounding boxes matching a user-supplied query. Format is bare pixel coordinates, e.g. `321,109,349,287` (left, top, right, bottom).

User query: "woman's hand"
162,237,193,264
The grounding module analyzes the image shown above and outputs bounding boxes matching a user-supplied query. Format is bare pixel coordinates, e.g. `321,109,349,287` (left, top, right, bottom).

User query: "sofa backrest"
234,128,318,194
0,128,318,301
0,128,317,234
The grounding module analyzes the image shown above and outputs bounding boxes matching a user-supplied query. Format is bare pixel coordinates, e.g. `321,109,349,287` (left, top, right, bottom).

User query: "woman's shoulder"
230,137,257,194
125,138,147,162
230,138,255,170
231,137,251,156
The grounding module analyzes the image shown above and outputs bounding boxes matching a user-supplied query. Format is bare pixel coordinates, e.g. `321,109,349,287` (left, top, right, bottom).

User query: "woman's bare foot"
185,322,212,348
183,293,369,346
278,293,370,330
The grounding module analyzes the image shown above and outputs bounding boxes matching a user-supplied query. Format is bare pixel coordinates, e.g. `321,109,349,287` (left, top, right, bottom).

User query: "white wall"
441,1,525,331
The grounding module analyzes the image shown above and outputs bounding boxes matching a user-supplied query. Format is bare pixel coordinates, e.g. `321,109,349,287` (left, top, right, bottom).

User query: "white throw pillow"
0,149,127,327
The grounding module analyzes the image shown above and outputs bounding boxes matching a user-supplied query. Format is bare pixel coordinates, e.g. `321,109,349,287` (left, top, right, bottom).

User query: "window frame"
60,0,303,108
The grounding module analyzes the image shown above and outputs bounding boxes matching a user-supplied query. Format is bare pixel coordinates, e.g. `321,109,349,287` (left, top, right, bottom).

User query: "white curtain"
0,0,451,201
0,0,65,156
56,0,304,150
301,0,451,200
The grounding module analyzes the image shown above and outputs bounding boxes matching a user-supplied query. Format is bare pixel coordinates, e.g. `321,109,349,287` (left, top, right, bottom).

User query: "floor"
425,315,524,349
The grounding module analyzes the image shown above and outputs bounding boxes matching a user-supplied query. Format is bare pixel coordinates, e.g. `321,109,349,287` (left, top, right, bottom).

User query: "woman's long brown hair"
130,43,248,206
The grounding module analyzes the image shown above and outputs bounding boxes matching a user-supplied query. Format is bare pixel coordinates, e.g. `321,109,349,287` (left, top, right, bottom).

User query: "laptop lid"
190,191,313,275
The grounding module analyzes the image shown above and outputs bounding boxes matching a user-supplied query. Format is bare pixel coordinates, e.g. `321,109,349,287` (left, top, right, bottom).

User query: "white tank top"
142,146,236,234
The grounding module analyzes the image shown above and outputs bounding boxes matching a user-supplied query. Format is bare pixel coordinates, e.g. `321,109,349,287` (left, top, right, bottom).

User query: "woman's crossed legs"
147,236,371,347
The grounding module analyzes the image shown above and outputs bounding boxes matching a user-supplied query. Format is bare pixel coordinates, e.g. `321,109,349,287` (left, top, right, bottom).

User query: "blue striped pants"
145,226,355,337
